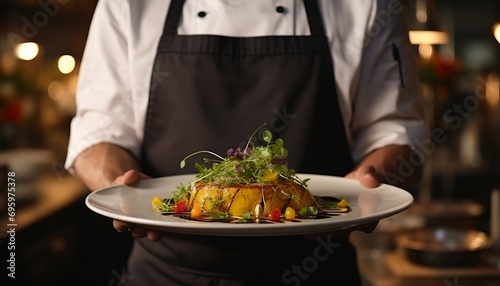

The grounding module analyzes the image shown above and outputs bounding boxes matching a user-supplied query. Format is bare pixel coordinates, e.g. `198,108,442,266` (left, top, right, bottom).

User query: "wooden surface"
1,174,88,235
385,252,500,278
351,231,500,286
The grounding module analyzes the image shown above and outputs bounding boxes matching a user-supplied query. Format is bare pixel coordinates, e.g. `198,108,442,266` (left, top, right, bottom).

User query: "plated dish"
86,173,414,236
87,126,413,236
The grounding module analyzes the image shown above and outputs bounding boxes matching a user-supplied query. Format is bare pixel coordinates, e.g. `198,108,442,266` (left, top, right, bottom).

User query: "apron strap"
303,0,327,36
163,0,326,37
164,0,185,35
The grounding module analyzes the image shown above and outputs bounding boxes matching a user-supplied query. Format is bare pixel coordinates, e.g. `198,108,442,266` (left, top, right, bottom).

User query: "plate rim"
85,173,414,236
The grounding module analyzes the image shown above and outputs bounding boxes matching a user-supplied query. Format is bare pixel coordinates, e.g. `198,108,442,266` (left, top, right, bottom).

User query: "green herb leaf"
307,206,318,215
176,123,309,188
298,206,319,217
263,130,272,143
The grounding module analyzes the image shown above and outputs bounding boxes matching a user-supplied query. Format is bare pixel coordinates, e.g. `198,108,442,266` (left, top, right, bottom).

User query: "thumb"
114,170,150,186
349,165,380,188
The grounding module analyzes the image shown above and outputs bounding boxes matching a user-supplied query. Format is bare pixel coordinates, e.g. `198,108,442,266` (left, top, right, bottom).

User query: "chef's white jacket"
65,0,428,172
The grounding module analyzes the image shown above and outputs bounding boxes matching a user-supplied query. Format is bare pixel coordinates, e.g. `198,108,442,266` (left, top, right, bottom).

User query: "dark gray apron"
130,0,360,285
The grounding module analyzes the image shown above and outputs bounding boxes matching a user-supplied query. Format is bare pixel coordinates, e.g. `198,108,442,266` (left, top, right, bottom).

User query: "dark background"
1,0,500,285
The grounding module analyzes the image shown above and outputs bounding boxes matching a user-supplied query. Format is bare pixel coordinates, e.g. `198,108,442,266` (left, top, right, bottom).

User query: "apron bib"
131,0,360,285
141,0,353,178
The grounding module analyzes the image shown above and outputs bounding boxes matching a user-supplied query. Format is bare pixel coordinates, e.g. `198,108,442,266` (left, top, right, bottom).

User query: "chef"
65,0,428,285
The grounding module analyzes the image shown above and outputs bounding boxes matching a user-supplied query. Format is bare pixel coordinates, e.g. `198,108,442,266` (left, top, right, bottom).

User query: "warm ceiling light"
408,0,449,45
14,42,39,61
493,23,500,44
58,55,76,74
409,30,449,45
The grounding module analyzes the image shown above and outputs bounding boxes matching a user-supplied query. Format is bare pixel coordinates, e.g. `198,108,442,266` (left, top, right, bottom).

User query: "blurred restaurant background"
1,0,500,285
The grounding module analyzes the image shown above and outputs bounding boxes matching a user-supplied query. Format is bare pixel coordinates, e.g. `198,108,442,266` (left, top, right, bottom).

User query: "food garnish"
178,124,309,187
152,124,350,223
151,196,163,209
337,199,349,208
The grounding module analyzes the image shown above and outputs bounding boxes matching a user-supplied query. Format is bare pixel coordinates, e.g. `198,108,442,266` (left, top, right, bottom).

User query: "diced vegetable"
268,208,281,221
337,199,349,208
285,207,296,220
190,205,202,219
299,206,318,217
152,196,163,209
262,170,278,182
173,200,188,213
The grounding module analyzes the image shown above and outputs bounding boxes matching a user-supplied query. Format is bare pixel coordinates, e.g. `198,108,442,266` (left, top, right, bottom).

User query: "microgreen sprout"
208,211,230,220
154,201,171,213
169,123,310,203
241,211,254,219
180,150,225,169
165,183,191,207
280,190,303,204
209,196,226,210
184,124,296,183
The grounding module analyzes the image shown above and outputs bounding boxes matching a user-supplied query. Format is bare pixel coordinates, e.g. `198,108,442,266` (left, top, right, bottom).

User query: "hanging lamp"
408,0,449,45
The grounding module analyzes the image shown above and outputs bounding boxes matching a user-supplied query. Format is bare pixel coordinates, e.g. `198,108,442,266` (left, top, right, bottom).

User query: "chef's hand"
345,165,380,188
111,170,166,242
305,165,379,239
346,144,421,190
344,165,381,235
343,164,387,235
336,144,422,237
73,143,167,241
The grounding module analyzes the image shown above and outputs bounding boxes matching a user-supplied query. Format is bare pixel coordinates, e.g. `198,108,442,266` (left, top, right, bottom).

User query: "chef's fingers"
114,220,146,238
346,165,380,188
128,226,148,239
303,221,379,240
146,230,166,242
113,169,150,186
302,226,354,240
113,220,146,238
113,219,132,233
113,219,165,241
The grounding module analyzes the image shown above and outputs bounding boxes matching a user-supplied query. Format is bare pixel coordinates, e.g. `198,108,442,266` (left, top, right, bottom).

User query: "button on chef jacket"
65,0,428,171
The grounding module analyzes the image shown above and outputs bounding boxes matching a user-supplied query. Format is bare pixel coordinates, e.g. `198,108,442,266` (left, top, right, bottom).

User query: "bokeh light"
58,55,76,74
14,42,39,61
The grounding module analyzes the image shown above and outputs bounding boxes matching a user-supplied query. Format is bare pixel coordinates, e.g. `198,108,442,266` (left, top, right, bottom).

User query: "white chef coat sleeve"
350,0,429,163
65,0,139,172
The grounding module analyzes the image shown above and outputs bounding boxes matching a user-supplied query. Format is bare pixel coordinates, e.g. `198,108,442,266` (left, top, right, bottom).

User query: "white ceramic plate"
85,174,413,236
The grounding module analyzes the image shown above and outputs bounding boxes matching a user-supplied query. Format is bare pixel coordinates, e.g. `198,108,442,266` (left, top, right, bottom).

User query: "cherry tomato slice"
173,200,188,213
268,208,281,221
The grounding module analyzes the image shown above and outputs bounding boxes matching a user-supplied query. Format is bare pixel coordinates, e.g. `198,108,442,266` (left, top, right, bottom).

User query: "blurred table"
1,174,88,235
351,231,500,286
1,171,133,286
